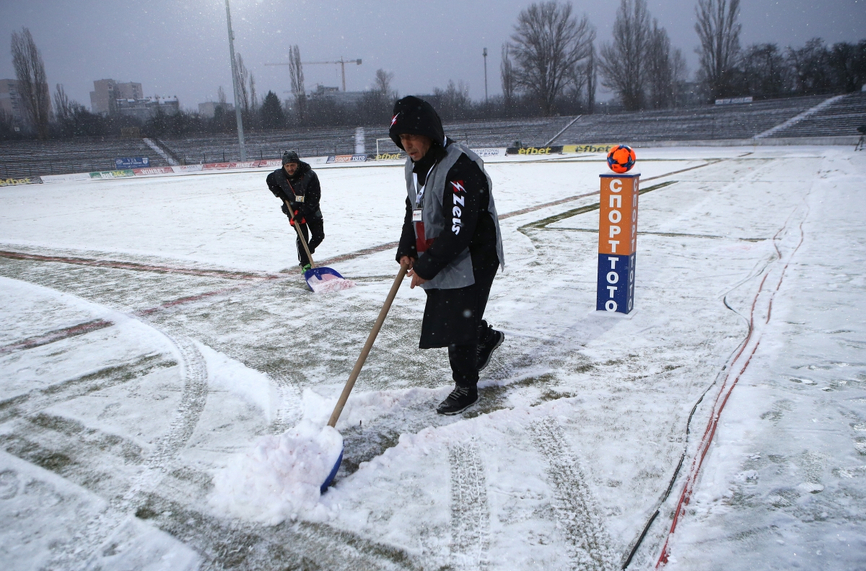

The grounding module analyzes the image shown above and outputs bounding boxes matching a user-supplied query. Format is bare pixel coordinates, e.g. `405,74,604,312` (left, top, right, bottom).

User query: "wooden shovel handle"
328,264,408,427
283,198,316,269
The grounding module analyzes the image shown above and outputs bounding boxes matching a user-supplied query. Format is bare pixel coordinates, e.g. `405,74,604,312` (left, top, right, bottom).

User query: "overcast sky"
0,0,863,112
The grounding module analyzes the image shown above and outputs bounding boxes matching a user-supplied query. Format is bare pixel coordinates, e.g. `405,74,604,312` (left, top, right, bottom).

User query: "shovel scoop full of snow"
305,267,355,293
210,420,344,524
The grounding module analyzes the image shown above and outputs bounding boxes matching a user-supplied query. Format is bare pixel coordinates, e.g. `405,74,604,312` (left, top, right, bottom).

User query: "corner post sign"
597,173,640,313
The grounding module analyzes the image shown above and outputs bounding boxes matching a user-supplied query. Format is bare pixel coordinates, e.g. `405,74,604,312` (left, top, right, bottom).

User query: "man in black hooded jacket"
266,150,325,270
390,96,505,415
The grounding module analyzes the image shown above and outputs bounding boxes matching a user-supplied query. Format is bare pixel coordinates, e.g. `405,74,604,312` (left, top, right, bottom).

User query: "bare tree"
509,1,595,115
585,45,596,113
562,25,598,113
249,74,257,112
432,80,471,121
0,107,15,138
500,43,516,110
645,20,674,109
218,86,227,108
53,83,72,122
11,27,51,139
787,38,834,95
288,45,306,122
828,41,864,93
358,68,395,124
598,0,651,111
234,53,250,113
373,68,395,100
53,83,89,137
742,43,789,98
670,48,689,107
695,0,742,101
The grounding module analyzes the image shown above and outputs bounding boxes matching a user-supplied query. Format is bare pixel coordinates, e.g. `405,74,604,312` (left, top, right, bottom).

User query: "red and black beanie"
388,96,445,150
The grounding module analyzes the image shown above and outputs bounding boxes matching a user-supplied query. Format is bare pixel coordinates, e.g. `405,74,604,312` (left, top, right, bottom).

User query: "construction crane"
265,57,362,92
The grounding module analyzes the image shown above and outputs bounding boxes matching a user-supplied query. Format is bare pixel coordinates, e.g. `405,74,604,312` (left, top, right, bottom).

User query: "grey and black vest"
404,139,505,290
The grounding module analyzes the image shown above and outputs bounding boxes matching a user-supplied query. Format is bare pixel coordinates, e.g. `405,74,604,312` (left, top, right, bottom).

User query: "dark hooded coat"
390,96,503,348
266,160,322,222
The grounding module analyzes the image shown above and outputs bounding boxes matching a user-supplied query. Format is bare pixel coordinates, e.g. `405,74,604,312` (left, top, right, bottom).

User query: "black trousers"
292,218,325,266
446,259,498,388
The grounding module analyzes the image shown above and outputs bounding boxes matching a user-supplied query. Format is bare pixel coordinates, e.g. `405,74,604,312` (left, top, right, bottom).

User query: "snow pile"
209,420,343,524
307,271,356,293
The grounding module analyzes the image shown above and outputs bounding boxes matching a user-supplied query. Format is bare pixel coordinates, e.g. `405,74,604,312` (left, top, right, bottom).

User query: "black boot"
440,345,479,415
436,385,478,415
477,322,504,371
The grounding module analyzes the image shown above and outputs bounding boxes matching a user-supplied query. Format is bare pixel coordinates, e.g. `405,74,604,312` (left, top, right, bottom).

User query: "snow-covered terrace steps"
769,92,866,138
0,137,170,179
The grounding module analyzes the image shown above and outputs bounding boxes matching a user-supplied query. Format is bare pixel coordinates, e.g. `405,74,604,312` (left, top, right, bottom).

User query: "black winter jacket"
266,161,322,220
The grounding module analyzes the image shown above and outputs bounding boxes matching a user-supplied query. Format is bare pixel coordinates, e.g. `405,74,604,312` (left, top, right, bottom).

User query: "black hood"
388,96,445,151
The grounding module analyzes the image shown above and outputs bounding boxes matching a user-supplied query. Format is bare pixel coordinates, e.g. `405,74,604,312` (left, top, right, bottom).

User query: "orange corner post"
597,173,640,313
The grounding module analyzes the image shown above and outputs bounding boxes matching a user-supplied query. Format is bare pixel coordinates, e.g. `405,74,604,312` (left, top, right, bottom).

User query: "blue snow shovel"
320,263,408,492
283,199,352,292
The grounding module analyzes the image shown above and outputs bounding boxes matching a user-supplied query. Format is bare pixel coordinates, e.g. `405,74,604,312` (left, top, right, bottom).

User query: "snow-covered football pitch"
1,146,865,570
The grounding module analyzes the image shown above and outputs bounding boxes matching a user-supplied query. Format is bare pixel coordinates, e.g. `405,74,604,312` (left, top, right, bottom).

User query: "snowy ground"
0,146,864,570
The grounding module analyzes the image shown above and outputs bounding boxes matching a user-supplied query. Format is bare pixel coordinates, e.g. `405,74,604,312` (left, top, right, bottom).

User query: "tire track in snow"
530,416,618,571
44,330,209,570
448,441,492,570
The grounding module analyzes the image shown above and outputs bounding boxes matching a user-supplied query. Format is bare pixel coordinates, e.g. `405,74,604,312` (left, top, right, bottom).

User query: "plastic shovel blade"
304,267,355,293
320,447,343,494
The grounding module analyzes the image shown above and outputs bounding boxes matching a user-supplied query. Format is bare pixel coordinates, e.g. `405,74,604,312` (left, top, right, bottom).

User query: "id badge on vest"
294,195,304,203
413,166,437,254
413,208,428,253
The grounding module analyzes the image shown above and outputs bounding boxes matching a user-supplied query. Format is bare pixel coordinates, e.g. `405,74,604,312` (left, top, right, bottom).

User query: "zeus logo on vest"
450,180,466,234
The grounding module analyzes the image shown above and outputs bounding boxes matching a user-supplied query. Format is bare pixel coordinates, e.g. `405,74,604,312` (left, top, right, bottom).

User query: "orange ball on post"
607,144,636,174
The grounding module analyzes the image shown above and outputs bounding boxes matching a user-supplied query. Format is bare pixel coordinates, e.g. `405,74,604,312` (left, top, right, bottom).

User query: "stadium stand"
160,129,361,165
0,137,166,179
764,92,866,138
552,94,834,144
1,93,863,180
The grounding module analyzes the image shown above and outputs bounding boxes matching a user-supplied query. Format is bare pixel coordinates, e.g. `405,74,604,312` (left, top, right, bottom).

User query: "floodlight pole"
225,0,247,161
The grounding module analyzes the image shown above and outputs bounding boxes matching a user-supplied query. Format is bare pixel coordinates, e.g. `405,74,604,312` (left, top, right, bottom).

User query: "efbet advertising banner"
1,176,43,186
563,144,614,154
506,146,562,155
506,144,614,156
374,152,403,161
597,173,640,314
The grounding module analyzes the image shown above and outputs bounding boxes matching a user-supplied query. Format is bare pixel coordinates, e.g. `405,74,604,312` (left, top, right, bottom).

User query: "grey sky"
0,0,863,112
